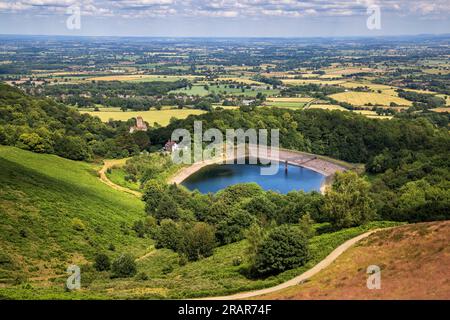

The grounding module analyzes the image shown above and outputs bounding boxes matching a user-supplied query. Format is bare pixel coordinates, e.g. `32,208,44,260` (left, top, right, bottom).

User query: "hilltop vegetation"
0,84,152,160
258,221,450,300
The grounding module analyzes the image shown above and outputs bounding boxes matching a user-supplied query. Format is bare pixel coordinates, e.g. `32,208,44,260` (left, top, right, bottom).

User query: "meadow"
0,146,148,284
83,108,206,126
329,91,412,107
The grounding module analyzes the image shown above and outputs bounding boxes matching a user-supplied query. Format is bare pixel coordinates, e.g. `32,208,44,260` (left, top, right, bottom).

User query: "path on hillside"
98,159,142,197
199,228,382,300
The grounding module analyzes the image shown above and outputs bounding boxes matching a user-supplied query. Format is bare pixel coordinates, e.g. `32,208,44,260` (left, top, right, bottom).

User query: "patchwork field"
330,91,412,107
257,221,450,300
83,108,206,126
281,79,345,86
87,74,200,82
307,104,348,111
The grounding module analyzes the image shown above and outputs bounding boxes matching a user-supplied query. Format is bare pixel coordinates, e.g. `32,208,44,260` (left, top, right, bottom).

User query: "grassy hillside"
0,146,401,300
0,146,148,284
258,221,450,300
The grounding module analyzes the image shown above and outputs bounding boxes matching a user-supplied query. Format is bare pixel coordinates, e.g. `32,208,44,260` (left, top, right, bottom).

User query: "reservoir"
181,163,325,194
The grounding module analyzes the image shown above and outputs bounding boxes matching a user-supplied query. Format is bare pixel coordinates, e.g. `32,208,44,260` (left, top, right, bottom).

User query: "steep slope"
0,146,147,282
257,221,450,300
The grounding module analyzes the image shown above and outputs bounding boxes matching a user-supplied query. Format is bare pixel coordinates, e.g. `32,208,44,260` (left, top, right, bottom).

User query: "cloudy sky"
0,0,449,37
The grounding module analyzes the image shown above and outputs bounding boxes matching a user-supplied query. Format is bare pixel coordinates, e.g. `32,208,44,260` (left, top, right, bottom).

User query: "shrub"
132,220,145,238
155,219,182,251
254,225,309,276
324,171,375,229
143,180,167,214
94,253,110,272
154,194,180,221
298,213,315,239
71,218,86,231
135,272,149,281
111,254,137,278
180,222,216,261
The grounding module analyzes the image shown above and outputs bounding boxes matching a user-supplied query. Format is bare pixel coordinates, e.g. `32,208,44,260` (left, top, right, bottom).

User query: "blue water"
181,163,325,194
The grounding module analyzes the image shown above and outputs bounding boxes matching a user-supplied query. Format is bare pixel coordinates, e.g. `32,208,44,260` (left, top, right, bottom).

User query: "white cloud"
0,0,449,19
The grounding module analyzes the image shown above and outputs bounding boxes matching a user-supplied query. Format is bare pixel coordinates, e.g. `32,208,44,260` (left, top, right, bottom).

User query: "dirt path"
135,246,157,262
98,159,142,197
199,229,382,300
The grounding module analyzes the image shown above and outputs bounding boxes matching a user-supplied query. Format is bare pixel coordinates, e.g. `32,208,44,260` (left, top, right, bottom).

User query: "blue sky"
0,0,449,37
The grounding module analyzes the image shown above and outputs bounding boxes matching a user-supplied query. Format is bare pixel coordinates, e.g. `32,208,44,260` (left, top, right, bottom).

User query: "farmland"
329,91,412,107
83,108,206,126
0,34,449,302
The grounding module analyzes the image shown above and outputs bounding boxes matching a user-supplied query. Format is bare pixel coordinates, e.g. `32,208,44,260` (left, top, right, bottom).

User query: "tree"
94,253,110,271
154,194,180,221
18,132,52,153
54,136,92,161
298,213,315,239
155,219,182,251
143,180,167,215
111,254,137,278
216,209,256,245
180,222,216,261
323,171,375,229
132,131,150,150
244,223,266,266
254,225,309,276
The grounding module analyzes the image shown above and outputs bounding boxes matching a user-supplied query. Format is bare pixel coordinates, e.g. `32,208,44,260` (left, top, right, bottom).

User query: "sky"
0,0,449,37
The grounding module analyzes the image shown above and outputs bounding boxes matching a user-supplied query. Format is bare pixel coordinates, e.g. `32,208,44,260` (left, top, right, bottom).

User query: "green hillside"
0,146,148,284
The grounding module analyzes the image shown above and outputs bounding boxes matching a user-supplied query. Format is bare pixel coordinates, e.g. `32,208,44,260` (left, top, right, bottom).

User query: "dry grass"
431,107,450,113
308,104,348,111
83,109,206,126
267,97,314,103
330,91,412,107
282,79,345,86
257,221,450,300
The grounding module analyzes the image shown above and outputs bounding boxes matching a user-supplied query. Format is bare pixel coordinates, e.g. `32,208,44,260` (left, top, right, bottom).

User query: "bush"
155,219,182,251
143,180,167,214
94,253,110,272
180,222,216,261
254,225,309,276
111,254,137,278
135,272,149,281
71,218,86,231
324,171,375,229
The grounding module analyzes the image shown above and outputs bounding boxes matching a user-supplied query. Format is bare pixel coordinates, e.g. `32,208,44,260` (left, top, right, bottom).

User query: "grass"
207,84,279,97
0,146,148,284
0,146,400,300
329,91,412,107
83,108,206,126
264,102,307,108
307,104,348,111
170,85,210,96
106,168,141,192
87,74,199,83
259,221,450,300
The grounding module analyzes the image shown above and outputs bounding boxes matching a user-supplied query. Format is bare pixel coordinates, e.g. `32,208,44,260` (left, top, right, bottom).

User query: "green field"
208,84,279,97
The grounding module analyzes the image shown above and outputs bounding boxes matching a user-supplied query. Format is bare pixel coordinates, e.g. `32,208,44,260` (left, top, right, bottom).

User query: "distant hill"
257,221,450,300
0,146,147,283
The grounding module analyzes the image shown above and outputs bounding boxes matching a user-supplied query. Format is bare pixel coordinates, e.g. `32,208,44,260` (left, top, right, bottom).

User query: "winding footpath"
200,229,382,300
98,159,142,197
98,155,376,301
